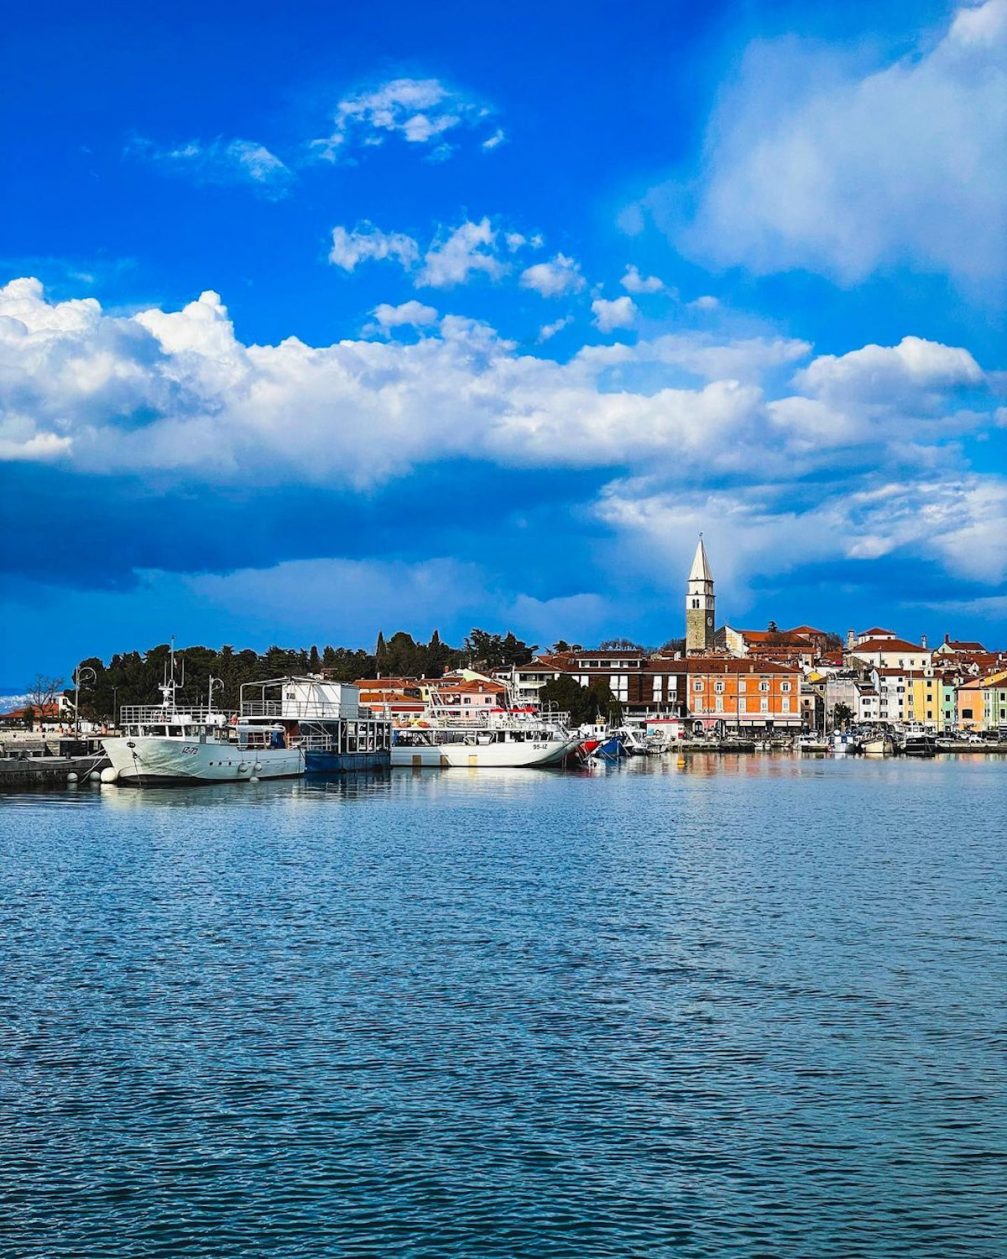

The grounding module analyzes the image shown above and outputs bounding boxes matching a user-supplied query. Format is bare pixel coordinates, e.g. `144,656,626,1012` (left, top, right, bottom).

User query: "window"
692,598,700,609
694,680,704,692
782,698,790,712
760,698,769,713
715,697,724,712
738,678,746,692
715,681,724,693
759,681,769,692
739,697,747,712
781,682,791,692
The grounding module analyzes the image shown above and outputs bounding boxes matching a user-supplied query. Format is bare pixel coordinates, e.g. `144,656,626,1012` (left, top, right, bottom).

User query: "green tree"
833,702,853,729
539,675,622,726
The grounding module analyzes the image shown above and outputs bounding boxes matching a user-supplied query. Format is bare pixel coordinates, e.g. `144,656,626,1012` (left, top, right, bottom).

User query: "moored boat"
103,659,390,784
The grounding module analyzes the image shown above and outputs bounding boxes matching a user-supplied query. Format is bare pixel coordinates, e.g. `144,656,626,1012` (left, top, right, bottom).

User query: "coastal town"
3,538,1006,784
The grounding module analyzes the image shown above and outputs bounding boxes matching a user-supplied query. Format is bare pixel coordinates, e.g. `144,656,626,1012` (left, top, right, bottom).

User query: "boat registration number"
180,745,200,755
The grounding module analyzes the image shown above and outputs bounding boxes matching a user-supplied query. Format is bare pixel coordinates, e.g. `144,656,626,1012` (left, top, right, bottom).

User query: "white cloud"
794,335,984,403
519,253,586,298
689,295,719,311
2,275,1001,602
128,136,292,198
538,316,572,342
312,77,499,162
329,223,420,272
371,300,439,329
417,218,506,287
668,0,1007,294
621,265,664,294
597,474,1007,596
592,296,637,332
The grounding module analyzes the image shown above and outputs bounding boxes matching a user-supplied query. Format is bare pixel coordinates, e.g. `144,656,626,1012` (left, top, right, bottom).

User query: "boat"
797,735,830,753
391,715,580,768
862,733,895,756
240,677,390,776
899,733,936,757
831,731,860,755
390,686,580,769
102,653,390,784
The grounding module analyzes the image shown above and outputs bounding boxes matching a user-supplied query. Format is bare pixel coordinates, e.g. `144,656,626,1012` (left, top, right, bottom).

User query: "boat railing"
239,699,362,720
119,705,231,725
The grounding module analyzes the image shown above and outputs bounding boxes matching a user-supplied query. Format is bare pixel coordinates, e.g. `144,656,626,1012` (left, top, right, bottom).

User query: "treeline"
72,628,537,720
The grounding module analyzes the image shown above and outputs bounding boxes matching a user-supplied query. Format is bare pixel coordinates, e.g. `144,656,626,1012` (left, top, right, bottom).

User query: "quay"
0,753,110,787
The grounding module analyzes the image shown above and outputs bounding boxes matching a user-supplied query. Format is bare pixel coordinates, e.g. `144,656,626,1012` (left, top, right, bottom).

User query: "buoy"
253,762,262,773
88,770,101,782
66,772,78,783
100,767,119,784
249,775,260,783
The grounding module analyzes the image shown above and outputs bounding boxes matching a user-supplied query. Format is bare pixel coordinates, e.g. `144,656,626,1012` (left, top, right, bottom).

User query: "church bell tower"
685,535,715,653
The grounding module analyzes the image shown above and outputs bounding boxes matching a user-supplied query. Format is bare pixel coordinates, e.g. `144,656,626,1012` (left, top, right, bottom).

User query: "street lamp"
73,664,96,736
207,676,224,712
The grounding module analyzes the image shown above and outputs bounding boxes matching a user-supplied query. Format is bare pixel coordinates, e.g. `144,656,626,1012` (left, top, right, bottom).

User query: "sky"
2,0,1005,686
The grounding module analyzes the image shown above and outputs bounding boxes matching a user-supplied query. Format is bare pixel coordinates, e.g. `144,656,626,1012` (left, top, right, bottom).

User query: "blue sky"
3,0,1005,685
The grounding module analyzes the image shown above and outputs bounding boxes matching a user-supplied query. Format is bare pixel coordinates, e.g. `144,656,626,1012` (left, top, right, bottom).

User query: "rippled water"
1,756,1004,1257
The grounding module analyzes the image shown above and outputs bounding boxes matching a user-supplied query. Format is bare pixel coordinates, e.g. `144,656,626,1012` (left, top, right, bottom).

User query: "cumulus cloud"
689,295,719,311
667,0,1007,294
312,77,500,162
127,136,293,198
591,296,637,332
329,223,421,272
371,300,439,330
538,316,572,342
598,474,1007,596
519,253,586,298
794,335,984,403
621,265,664,294
417,218,507,287
1,275,1001,605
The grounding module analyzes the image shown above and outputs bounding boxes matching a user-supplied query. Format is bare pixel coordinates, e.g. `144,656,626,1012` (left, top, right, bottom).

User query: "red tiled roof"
851,638,927,653
679,657,799,676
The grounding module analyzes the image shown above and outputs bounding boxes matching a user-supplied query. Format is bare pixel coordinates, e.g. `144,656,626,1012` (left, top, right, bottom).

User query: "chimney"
921,633,928,649
846,628,855,650
944,633,950,644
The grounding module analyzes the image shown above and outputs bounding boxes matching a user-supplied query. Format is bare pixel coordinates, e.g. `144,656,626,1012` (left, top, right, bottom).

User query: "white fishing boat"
797,735,830,754
862,733,895,756
102,651,389,784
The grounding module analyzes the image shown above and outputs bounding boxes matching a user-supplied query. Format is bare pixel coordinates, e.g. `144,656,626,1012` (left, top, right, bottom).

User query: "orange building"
678,657,802,730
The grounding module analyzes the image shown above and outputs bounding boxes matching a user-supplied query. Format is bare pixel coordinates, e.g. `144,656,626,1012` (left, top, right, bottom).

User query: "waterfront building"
685,536,716,654
678,658,801,730
848,636,933,672
957,670,1007,732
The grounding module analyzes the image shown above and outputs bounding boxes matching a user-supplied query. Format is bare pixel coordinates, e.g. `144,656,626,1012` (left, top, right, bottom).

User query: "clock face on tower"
707,615,713,627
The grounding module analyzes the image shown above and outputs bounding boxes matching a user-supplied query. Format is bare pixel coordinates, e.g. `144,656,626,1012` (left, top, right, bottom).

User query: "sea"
1,755,1004,1258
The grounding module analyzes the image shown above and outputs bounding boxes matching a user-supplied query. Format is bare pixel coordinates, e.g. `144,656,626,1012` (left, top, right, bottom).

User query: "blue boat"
240,677,391,776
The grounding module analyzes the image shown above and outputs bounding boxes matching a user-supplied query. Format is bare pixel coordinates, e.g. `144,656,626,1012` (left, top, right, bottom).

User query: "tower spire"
685,534,716,653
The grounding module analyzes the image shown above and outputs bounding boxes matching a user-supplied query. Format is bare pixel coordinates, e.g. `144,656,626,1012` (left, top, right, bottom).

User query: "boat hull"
102,736,304,783
304,749,390,775
392,736,579,769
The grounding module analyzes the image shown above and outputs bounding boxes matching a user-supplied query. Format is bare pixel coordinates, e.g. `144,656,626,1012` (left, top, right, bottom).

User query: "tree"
464,628,536,670
28,674,63,719
597,638,645,651
833,702,853,729
539,675,622,726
